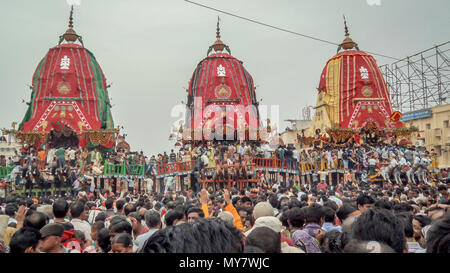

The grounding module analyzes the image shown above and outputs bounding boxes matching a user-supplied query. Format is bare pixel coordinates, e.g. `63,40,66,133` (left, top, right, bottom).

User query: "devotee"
0,138,449,255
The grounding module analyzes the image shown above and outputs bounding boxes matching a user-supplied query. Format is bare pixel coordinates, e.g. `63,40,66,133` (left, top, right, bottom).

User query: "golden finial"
62,5,78,43
339,15,357,51
207,16,231,55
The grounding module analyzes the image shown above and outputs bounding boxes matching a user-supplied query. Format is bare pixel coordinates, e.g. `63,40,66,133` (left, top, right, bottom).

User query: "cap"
217,211,234,225
244,216,282,237
253,202,274,220
40,223,64,238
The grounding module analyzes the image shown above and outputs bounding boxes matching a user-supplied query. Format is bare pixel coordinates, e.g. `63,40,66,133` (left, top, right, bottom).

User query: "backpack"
61,230,82,252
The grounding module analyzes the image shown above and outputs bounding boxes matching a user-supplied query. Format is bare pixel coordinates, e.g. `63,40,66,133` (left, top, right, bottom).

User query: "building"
280,119,311,147
0,139,21,160
402,103,450,168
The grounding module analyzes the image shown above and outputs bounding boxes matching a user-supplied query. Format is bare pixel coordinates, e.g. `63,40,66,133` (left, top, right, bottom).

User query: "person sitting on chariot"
417,154,432,185
407,154,422,185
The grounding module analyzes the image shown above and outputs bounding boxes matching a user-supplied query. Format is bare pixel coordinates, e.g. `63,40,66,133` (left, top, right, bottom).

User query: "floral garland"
80,129,119,146
15,130,47,145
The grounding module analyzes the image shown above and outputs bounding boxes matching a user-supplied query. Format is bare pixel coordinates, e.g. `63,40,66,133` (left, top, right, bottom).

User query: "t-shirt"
329,196,343,206
38,151,47,162
390,158,398,169
55,148,66,160
311,173,319,183
318,171,328,181
272,183,280,191
166,176,174,187
201,154,209,166
128,178,135,188
68,149,76,160
136,229,159,251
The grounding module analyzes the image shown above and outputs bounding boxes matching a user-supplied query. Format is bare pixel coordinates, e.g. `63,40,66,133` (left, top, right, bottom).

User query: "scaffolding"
380,41,450,113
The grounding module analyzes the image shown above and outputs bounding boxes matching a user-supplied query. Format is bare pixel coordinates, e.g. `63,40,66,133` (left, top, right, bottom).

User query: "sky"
1,0,449,156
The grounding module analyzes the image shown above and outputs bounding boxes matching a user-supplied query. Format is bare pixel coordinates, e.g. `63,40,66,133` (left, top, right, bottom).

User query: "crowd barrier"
103,163,146,176
0,166,14,178
155,157,346,176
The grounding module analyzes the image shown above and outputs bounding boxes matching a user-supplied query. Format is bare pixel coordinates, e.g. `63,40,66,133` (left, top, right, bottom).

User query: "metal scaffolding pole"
380,41,450,113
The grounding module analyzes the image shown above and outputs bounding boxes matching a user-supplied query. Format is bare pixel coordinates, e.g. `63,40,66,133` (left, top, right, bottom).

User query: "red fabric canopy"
186,52,259,138
317,50,402,129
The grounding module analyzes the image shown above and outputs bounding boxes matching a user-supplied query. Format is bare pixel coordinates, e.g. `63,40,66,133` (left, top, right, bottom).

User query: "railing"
156,157,301,176
157,161,197,175
251,157,299,169
128,164,146,176
1,158,347,179
104,162,127,176
103,163,146,176
0,166,14,178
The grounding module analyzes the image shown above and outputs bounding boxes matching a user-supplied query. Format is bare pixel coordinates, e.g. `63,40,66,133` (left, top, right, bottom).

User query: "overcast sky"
1,0,449,156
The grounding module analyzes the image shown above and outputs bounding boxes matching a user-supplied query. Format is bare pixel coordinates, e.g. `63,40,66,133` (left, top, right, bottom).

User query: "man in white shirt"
164,176,174,193
417,156,431,184
297,190,306,201
272,180,280,191
72,177,81,197
390,156,399,184
392,155,404,185
326,150,334,169
262,143,272,158
368,156,377,176
381,156,396,184
381,147,389,161
68,148,77,167
145,177,154,193
293,149,299,168
238,144,245,156
201,152,209,168
70,201,92,241
337,149,343,167
407,155,421,184
47,148,56,165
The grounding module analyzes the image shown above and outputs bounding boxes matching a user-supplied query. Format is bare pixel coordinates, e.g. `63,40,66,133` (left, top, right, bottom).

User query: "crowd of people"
0,143,151,198
0,178,449,253
155,140,446,192
0,136,449,253
2,138,444,197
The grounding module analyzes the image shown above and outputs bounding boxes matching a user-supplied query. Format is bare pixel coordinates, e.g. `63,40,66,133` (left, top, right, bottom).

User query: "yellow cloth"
300,162,306,173
3,227,17,246
202,203,209,219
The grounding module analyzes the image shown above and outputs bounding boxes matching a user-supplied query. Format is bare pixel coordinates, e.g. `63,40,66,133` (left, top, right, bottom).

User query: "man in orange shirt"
200,188,244,231
37,148,47,171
